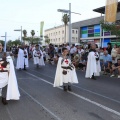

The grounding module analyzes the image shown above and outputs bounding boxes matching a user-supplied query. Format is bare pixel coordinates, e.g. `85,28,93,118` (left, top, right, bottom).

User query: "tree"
0,40,4,46
22,37,41,44
45,39,50,44
100,20,120,37
23,30,27,37
12,39,21,46
7,40,13,46
44,36,50,44
62,14,69,43
31,30,35,37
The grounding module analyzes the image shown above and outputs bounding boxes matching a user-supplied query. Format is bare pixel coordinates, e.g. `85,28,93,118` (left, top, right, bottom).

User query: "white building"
44,25,78,45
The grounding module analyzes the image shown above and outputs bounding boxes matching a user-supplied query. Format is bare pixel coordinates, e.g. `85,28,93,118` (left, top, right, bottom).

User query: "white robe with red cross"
85,51,101,78
54,57,78,87
33,49,45,66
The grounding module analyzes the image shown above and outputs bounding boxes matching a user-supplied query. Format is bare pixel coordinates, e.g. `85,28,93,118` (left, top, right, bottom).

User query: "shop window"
72,30,74,34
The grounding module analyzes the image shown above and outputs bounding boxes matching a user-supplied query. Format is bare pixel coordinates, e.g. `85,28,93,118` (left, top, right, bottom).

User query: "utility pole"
14,26,22,43
69,3,72,45
21,26,22,42
1,32,9,52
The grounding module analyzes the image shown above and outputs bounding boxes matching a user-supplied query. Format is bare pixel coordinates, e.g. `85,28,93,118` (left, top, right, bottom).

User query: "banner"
105,0,118,22
40,21,44,37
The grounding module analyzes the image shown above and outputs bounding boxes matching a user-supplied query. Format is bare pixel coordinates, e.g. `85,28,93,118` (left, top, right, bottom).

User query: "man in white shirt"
65,43,70,51
70,44,77,60
54,45,58,53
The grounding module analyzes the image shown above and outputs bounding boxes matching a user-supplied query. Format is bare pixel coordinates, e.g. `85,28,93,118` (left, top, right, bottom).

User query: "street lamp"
14,26,22,42
57,3,72,45
1,32,7,52
57,3,81,45
1,32,10,52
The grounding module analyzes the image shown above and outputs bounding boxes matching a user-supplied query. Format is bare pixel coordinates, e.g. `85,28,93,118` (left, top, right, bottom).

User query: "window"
76,38,78,41
59,31,60,34
72,30,74,34
76,30,78,34
51,33,52,36
56,32,57,35
72,37,75,41
62,30,64,34
59,38,60,42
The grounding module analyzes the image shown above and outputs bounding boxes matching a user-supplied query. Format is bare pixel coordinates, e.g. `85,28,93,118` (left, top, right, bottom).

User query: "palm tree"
62,14,69,43
31,30,35,37
23,30,27,37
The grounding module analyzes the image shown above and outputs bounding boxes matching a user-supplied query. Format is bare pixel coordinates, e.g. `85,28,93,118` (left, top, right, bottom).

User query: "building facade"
72,7,120,47
45,25,78,45
45,4,120,47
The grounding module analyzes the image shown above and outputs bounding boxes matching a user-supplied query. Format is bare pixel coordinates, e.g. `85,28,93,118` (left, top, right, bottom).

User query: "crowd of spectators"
44,42,120,78
6,42,120,78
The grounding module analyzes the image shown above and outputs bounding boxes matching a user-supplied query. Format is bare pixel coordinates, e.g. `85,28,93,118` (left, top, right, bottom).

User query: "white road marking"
73,85,120,104
25,71,120,117
29,69,120,104
30,69,54,79
6,107,14,120
19,87,61,120
18,78,38,81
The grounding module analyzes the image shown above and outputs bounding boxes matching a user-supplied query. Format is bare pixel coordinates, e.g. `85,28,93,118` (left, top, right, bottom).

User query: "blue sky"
0,0,107,40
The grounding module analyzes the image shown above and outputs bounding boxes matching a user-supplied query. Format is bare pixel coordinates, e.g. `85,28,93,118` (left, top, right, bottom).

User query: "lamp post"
1,32,7,52
69,3,72,45
14,26,22,42
1,32,10,52
57,3,81,46
57,8,71,45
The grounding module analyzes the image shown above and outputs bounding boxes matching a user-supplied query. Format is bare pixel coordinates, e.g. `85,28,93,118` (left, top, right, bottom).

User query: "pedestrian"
70,44,77,60
106,43,112,55
85,44,101,80
23,45,29,70
0,43,20,105
16,45,28,70
54,48,78,91
33,44,45,68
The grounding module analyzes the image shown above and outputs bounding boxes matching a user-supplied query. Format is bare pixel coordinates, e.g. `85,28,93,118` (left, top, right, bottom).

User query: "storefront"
80,24,119,47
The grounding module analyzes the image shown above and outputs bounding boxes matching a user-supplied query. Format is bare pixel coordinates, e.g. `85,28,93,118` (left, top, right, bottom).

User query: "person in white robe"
16,47,24,69
54,48,78,91
16,46,29,70
85,44,101,80
24,46,29,69
33,45,45,67
0,53,20,105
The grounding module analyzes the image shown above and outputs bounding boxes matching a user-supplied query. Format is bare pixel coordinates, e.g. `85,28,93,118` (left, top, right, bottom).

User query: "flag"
105,0,118,22
40,21,44,37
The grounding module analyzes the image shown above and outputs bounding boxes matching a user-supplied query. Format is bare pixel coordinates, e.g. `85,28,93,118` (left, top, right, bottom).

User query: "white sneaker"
110,75,115,77
118,75,120,78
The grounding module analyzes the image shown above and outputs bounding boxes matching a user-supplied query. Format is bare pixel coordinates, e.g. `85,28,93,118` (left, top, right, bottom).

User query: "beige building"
44,25,78,45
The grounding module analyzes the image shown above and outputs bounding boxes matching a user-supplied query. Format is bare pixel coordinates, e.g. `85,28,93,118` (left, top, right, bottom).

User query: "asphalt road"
0,59,120,120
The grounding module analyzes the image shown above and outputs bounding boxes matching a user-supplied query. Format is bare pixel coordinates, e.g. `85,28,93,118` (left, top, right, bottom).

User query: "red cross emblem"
65,59,69,64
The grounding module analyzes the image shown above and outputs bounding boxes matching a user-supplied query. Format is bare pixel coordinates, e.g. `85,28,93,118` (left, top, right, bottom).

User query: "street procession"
0,0,120,120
